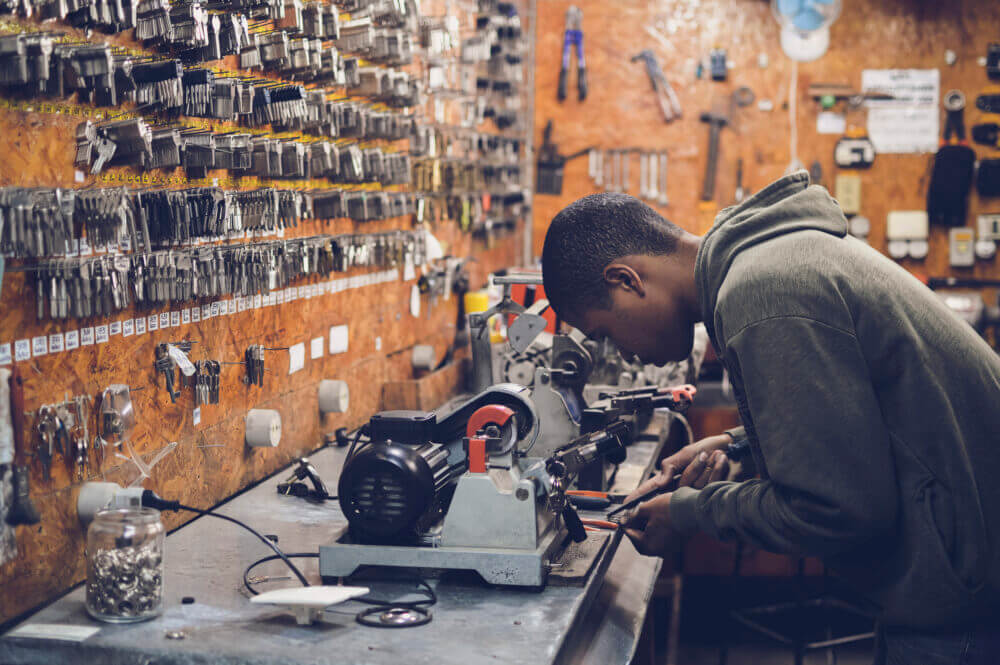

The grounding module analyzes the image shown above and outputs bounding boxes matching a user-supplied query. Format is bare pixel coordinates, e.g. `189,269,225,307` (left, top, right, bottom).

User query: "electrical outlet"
949,228,975,267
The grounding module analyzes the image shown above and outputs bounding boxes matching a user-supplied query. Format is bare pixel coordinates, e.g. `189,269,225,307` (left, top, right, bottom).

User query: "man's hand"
624,442,731,504
622,492,682,557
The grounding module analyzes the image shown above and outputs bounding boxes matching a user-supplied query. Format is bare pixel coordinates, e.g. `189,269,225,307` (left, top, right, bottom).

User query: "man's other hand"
624,446,730,504
622,493,682,557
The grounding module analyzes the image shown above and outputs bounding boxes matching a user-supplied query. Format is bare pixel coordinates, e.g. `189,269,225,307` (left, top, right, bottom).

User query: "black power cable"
243,553,436,627
141,490,311,588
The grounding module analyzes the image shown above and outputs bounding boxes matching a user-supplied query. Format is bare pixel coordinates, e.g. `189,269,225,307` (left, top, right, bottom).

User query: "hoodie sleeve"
669,315,897,556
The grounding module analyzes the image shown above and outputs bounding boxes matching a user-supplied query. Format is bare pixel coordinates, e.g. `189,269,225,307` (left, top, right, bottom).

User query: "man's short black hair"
541,193,682,320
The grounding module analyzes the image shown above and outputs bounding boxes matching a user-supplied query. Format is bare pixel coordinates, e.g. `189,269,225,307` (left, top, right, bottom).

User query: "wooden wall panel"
0,1,527,621
532,0,1000,309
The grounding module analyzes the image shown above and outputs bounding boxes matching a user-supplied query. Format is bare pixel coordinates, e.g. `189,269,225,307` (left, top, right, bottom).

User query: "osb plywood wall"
0,1,526,622
532,0,999,295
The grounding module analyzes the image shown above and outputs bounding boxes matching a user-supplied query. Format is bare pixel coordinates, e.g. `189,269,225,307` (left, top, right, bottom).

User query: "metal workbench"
0,415,669,665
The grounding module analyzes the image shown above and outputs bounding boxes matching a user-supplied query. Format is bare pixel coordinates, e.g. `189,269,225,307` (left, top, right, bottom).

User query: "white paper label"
109,321,121,336
817,111,846,135
123,320,134,337
191,307,201,323
148,315,158,331
254,294,262,309
329,325,349,354
211,303,220,317
227,300,236,315
135,318,146,335
202,304,211,320
32,336,47,356
95,325,109,344
310,337,324,359
65,330,80,350
238,297,246,312
0,343,11,365
81,327,95,345
48,333,64,354
170,311,180,327
288,343,305,374
160,313,170,329
14,339,31,361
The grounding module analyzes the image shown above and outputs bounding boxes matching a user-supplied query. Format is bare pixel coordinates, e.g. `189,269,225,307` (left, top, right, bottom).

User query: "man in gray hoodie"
540,172,999,663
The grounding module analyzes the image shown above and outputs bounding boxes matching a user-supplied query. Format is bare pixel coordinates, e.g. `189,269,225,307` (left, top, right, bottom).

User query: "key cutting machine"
320,384,635,587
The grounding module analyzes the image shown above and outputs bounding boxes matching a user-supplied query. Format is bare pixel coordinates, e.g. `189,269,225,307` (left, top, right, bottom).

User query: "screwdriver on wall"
557,6,587,101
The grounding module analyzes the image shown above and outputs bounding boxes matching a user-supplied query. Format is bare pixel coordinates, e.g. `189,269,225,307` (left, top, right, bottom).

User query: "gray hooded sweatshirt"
670,171,1000,628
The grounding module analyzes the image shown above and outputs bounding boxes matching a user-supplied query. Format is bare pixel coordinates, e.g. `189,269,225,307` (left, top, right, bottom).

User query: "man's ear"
603,263,646,297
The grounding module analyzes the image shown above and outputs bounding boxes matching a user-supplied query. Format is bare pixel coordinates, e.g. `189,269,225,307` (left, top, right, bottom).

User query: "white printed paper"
6,622,100,643
191,307,201,323
170,311,180,327
109,321,121,336
159,313,170,329
48,333,64,354
95,325,109,344
65,330,79,349
0,343,12,365
288,343,305,374
123,320,134,337
862,69,939,154
14,339,30,361
135,318,146,335
148,315,158,331
81,328,95,345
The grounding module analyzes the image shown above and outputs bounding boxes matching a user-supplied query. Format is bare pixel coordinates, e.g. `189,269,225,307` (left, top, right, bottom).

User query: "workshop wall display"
532,0,1000,347
0,0,532,623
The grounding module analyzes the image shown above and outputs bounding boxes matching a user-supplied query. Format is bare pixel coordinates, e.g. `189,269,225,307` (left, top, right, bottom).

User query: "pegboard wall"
0,0,531,622
532,0,1000,322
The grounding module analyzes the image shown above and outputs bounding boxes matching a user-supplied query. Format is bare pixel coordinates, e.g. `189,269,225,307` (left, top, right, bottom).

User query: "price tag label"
32,336,47,356
123,319,134,337
66,330,80,349
81,327,95,345
109,321,122,336
202,304,211,320
14,339,31,361
159,313,170,329
182,309,191,324
95,325,109,344
135,318,146,335
48,333,64,353
0,343,11,365
170,311,180,327
191,307,201,323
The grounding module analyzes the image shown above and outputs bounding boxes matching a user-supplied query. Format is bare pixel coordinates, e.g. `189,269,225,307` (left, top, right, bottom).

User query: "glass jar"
85,508,164,623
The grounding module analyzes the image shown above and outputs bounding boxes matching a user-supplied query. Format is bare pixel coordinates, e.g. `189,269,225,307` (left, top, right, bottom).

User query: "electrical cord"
141,490,311,589
344,425,370,464
243,553,437,627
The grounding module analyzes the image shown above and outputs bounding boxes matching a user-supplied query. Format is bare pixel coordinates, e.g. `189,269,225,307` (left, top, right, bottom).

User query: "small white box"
886,211,929,240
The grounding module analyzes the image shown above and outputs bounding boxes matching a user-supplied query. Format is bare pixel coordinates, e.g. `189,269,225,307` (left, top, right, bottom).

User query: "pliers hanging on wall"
557,6,587,102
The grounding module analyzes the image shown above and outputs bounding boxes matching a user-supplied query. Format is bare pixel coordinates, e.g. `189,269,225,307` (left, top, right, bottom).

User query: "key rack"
0,0,534,623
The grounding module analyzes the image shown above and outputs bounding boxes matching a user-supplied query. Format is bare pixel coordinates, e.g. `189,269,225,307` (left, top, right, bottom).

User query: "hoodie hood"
695,171,848,340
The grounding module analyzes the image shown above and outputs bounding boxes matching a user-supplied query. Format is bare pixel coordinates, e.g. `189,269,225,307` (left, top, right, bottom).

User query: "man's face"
569,282,695,366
